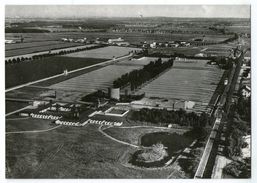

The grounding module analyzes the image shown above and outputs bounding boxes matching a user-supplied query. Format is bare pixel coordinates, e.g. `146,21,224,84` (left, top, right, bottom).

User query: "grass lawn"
6,121,179,178
6,56,108,88
6,101,29,114
5,113,196,179
6,118,54,132
108,108,127,115
104,127,188,147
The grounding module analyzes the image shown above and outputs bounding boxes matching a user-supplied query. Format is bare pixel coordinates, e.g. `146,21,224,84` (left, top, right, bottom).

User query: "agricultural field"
64,46,141,59
6,32,231,46
6,56,108,88
6,32,87,43
191,35,232,42
225,25,250,34
5,42,84,57
135,58,224,112
199,44,236,57
5,40,75,50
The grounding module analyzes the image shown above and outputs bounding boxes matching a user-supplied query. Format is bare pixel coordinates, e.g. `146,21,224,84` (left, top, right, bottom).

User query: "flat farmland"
200,44,236,57
6,32,230,46
5,40,75,50
6,33,87,43
226,25,250,34
5,42,84,57
6,121,176,178
6,56,108,88
192,35,232,42
64,46,141,59
135,59,224,112
50,64,141,93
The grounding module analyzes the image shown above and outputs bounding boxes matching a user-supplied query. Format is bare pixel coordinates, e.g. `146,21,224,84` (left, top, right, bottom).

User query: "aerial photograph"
5,5,251,179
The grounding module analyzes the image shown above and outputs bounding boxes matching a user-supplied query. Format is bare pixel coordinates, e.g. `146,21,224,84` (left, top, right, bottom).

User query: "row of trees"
113,58,174,90
222,33,239,43
130,108,210,127
5,45,106,65
224,94,251,158
5,28,50,33
209,56,234,70
113,27,226,35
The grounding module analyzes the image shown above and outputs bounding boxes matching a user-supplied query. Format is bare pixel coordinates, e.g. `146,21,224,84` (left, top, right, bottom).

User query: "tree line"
223,93,251,178
130,108,210,127
208,56,234,70
222,33,239,43
224,93,251,158
113,58,174,90
5,45,106,65
5,28,50,33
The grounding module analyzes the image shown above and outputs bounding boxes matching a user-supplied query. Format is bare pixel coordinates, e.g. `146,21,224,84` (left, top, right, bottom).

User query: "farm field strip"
5,32,233,45
63,46,141,59
5,40,71,50
5,42,85,57
50,64,141,92
5,44,98,60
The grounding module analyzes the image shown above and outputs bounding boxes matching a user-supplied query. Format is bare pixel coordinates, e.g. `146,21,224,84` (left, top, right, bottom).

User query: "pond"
129,132,194,168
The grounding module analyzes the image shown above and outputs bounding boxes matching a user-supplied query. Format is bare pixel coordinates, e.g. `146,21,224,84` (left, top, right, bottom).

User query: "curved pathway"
98,125,139,148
